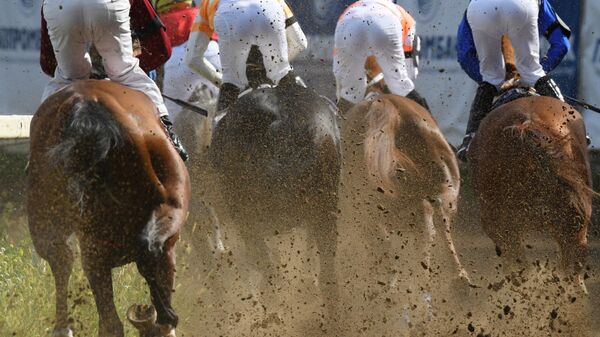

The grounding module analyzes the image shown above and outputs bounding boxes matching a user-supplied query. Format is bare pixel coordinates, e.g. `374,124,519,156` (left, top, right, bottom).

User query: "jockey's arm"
281,1,308,61
538,0,571,73
456,13,483,83
184,15,222,85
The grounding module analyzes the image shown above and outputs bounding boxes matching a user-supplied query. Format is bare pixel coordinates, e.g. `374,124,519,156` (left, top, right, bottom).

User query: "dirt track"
166,159,600,337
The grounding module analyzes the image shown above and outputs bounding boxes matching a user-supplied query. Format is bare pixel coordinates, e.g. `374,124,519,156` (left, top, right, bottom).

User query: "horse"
467,34,593,293
27,80,191,337
336,56,471,333
205,48,342,328
336,56,472,330
467,87,592,292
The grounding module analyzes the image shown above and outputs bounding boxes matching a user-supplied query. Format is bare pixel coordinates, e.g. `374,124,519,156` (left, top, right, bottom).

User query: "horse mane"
48,99,124,206
363,97,417,194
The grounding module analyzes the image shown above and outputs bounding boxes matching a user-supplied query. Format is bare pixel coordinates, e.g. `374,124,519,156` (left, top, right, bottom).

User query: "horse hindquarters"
472,101,591,280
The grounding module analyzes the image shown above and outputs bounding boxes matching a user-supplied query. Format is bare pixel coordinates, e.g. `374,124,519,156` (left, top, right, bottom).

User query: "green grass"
0,237,150,337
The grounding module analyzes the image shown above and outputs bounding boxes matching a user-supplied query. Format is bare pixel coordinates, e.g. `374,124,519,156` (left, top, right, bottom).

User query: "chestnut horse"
468,94,592,291
27,80,190,337
336,57,471,333
468,36,593,292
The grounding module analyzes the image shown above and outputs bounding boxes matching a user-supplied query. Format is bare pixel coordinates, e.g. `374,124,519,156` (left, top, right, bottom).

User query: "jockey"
333,0,428,113
151,0,222,116
455,0,571,161
40,0,189,161
185,0,308,111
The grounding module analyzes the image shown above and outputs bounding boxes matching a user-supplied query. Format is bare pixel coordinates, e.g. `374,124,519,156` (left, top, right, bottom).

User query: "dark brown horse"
207,73,342,328
468,95,592,292
336,57,471,333
27,80,190,337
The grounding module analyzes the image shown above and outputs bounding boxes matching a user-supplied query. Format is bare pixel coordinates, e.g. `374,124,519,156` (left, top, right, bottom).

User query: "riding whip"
162,94,208,116
564,95,600,114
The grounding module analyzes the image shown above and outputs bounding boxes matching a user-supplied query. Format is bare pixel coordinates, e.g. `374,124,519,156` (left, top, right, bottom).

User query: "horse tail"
503,117,597,211
48,99,124,203
364,97,417,194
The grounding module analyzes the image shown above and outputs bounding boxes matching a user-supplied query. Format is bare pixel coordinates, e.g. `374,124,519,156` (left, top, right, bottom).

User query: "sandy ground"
162,72,600,336
167,158,600,337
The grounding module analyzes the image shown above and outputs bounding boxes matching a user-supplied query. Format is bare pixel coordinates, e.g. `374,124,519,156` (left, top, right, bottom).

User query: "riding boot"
534,75,564,102
406,89,430,111
456,81,498,162
216,82,241,112
160,115,189,162
337,98,354,115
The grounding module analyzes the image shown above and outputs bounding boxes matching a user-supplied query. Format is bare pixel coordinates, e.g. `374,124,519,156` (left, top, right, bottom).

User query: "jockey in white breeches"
455,0,571,162
185,0,308,111
41,0,168,117
333,0,428,112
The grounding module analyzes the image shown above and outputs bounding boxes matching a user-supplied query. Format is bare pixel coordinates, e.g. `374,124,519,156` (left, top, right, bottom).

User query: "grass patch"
0,238,150,336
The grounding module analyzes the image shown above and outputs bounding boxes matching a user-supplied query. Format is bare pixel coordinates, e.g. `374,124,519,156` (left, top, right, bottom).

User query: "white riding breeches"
214,0,291,89
467,0,546,87
334,7,415,104
41,0,168,116
163,41,221,117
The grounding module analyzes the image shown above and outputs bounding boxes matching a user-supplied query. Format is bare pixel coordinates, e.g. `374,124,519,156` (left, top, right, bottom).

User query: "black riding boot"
534,75,564,101
406,89,430,111
160,115,189,161
217,82,241,112
456,81,498,162
337,98,354,115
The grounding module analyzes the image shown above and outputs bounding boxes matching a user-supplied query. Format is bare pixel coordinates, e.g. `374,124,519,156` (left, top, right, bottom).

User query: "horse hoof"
52,328,73,337
127,304,157,333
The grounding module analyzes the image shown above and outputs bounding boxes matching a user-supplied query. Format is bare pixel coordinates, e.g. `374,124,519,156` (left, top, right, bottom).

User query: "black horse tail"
48,100,124,203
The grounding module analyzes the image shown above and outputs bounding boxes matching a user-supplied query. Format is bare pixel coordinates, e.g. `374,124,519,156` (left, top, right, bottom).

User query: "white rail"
0,115,33,139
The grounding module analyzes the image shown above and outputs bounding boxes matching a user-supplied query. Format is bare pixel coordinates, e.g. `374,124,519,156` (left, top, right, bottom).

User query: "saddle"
491,86,539,111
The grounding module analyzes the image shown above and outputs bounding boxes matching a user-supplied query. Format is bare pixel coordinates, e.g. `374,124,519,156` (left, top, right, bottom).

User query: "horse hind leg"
135,236,179,336
308,211,340,330
428,198,472,286
481,213,527,276
81,254,124,337
30,223,74,337
555,220,589,294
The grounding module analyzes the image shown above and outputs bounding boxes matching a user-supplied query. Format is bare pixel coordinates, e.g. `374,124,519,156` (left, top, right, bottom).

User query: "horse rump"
470,98,592,288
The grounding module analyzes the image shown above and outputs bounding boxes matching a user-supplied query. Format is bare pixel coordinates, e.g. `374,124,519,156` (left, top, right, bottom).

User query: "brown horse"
336,57,471,333
468,95,592,292
27,80,190,337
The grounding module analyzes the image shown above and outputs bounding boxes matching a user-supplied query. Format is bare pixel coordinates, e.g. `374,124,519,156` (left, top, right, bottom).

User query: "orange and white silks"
333,0,417,103
185,0,306,89
337,0,416,54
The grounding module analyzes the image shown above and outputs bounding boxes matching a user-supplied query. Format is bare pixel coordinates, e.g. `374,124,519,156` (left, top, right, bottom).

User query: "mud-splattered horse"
469,95,592,292
208,80,342,325
27,80,190,337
